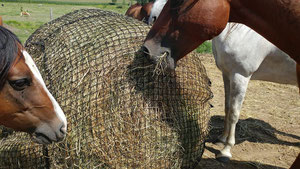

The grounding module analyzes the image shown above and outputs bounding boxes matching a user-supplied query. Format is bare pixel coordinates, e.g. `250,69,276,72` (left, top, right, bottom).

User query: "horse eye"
9,78,31,91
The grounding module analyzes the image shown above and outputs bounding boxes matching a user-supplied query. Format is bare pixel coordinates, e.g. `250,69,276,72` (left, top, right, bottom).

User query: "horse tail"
297,63,300,93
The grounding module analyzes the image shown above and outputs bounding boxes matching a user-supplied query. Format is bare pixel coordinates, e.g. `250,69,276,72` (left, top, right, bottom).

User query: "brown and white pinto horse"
0,26,67,144
125,2,154,23
143,0,300,162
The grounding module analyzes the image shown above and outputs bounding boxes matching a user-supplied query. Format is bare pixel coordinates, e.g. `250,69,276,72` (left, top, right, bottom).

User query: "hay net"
0,9,213,169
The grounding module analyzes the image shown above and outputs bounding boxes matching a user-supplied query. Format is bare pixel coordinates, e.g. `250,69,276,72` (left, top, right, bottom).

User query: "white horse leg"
217,73,250,162
216,73,231,144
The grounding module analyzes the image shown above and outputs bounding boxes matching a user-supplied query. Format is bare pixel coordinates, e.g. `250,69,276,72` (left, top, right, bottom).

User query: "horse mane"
171,0,199,15
0,26,22,90
223,22,241,40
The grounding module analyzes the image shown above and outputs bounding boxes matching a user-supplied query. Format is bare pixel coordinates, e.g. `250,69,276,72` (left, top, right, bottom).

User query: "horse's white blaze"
22,50,67,131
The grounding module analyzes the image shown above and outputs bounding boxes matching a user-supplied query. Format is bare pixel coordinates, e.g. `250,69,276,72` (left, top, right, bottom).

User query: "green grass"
196,41,212,54
0,1,212,53
1,2,129,42
4,20,43,43
0,0,134,5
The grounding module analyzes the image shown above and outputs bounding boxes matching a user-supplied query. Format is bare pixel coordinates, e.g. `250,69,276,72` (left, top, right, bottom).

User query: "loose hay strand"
153,52,169,76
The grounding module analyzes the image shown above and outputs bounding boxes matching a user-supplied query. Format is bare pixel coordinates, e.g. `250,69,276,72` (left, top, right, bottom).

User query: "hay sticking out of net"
153,52,169,75
0,9,213,168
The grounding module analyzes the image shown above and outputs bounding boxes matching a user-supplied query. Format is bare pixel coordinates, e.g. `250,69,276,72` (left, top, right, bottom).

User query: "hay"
0,9,213,168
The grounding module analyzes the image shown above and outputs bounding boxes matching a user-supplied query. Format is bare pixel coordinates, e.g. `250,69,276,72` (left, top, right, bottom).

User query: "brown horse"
0,26,67,144
125,2,154,23
0,16,3,26
143,0,300,162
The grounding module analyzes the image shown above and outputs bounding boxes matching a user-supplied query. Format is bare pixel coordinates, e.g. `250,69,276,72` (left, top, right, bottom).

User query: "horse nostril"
60,123,67,135
163,51,169,57
141,45,150,55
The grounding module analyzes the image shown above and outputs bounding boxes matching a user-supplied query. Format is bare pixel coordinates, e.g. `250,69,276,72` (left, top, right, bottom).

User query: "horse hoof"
216,156,230,163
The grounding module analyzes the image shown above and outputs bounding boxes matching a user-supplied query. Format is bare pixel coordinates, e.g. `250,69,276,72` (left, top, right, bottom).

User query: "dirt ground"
195,54,300,169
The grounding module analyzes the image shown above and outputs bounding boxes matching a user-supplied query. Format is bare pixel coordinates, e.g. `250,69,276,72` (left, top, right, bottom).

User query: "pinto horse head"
143,0,230,69
0,26,67,144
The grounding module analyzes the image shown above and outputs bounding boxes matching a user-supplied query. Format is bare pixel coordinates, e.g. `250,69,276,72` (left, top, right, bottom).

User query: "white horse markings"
23,50,67,131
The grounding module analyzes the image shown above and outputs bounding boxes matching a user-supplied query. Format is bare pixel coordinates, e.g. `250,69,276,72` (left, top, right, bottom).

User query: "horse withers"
125,2,153,23
0,26,67,144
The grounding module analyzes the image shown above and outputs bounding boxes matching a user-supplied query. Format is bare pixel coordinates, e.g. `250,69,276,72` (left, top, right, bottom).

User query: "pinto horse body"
212,23,297,160
0,26,67,144
143,0,300,162
125,2,154,23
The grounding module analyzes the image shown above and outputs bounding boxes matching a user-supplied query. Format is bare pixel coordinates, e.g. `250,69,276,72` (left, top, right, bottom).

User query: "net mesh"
0,9,213,169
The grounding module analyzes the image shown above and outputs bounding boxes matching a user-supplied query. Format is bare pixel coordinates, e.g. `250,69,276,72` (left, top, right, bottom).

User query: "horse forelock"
0,26,22,90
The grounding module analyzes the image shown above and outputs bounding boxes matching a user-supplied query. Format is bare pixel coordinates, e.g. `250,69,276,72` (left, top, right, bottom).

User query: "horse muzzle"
142,41,176,70
32,122,66,144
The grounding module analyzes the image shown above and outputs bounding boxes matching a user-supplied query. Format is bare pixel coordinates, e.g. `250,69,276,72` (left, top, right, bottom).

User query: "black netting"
0,9,213,169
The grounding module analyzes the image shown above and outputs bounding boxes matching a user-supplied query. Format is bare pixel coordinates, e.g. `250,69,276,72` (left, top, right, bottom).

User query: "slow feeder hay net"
0,9,213,168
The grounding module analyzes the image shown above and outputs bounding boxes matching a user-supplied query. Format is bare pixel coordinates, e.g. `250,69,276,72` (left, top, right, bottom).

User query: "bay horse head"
143,0,230,69
0,26,67,144
126,2,154,23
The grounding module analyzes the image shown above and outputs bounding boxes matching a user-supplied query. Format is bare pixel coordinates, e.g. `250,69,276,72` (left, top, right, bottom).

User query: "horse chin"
164,54,176,70
31,132,53,145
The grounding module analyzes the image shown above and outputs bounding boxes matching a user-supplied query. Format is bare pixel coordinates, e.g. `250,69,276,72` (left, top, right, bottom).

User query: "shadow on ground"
196,156,285,169
207,115,300,147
